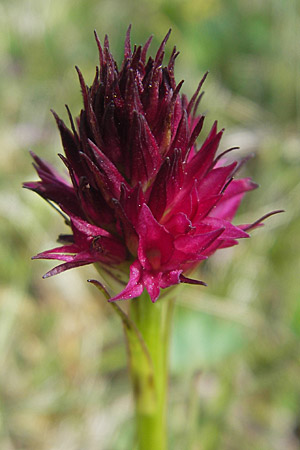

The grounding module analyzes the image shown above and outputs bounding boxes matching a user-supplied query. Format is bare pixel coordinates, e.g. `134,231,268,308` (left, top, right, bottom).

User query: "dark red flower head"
24,27,272,302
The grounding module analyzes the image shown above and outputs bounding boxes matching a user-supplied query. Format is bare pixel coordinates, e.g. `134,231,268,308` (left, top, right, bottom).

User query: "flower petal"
109,261,144,301
137,204,174,270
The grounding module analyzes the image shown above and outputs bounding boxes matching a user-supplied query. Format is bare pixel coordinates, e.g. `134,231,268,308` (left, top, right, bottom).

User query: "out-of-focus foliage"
0,0,299,448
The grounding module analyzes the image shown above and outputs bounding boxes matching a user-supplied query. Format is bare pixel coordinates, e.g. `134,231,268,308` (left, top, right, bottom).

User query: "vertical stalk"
128,290,175,450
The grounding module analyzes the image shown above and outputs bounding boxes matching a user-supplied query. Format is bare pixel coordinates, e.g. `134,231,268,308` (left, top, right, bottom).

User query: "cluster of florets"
24,27,266,302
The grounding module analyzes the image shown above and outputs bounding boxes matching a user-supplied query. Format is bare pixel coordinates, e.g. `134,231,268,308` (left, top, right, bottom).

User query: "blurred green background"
1,0,299,448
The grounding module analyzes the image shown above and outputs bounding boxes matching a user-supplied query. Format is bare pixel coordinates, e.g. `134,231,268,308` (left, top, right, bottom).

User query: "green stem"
128,290,175,450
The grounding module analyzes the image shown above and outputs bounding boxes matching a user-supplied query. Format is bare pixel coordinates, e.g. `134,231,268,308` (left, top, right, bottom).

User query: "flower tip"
50,109,61,125
94,29,103,55
104,34,110,49
201,70,209,84
243,209,285,232
163,29,172,41
74,65,81,76
258,209,285,222
124,25,132,58
180,274,208,287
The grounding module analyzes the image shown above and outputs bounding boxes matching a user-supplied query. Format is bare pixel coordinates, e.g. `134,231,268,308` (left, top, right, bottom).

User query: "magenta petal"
168,110,189,158
163,212,193,235
119,183,145,227
162,249,207,270
166,149,184,203
202,217,249,239
192,194,222,222
109,261,144,301
174,228,225,253
211,178,258,221
137,204,174,270
143,271,162,302
185,125,223,182
148,158,169,220
33,245,80,261
161,270,182,288
196,163,237,197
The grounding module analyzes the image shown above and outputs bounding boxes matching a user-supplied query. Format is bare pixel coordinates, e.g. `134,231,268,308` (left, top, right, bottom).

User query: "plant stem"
128,290,175,450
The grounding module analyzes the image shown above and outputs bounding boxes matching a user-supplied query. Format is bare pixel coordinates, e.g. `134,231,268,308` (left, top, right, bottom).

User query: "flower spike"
24,28,278,302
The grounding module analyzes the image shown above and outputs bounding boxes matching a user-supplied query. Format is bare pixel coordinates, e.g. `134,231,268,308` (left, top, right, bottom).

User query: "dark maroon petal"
129,111,162,186
87,139,128,198
100,102,122,164
185,115,205,159
124,70,144,121
29,152,67,183
142,68,160,125
167,110,189,158
155,29,171,65
94,30,104,69
24,153,83,217
69,212,111,239
51,110,85,178
124,24,132,59
186,71,208,116
141,35,153,64
179,274,207,286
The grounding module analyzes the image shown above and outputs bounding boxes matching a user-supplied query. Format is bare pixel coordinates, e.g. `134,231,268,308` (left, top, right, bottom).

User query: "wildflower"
24,27,269,302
